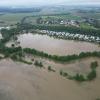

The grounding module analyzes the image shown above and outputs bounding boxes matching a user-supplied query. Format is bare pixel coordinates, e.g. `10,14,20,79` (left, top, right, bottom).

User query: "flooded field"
4,33,100,100
7,33,100,55
0,58,100,100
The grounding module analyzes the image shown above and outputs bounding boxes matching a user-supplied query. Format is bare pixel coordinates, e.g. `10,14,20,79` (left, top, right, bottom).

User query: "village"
39,29,100,43
36,16,95,27
0,25,100,44
0,4,100,100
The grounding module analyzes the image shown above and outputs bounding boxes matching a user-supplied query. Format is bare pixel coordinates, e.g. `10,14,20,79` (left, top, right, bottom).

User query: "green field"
42,14,81,20
79,23,97,29
0,11,100,29
76,12,100,19
28,14,82,22
0,13,34,26
0,12,82,26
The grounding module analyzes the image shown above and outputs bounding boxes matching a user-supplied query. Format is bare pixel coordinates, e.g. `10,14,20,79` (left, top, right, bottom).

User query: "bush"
87,69,96,81
87,61,98,81
34,60,43,68
59,70,68,77
11,44,15,47
63,72,68,77
48,66,55,72
73,73,86,82
91,61,98,69
48,66,52,71
60,70,63,76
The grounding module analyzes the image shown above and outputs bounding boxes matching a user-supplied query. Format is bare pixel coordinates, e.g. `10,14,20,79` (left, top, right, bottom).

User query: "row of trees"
18,23,100,37
0,25,100,64
87,61,98,81
0,28,20,43
0,45,22,57
0,45,33,64
0,27,100,64
0,45,98,82
24,48,100,62
60,61,98,82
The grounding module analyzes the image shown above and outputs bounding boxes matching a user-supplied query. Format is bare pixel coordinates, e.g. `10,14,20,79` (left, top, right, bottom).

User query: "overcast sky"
0,0,100,6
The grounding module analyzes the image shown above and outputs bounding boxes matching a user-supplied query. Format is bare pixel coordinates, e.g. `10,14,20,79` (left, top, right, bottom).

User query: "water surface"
7,33,100,55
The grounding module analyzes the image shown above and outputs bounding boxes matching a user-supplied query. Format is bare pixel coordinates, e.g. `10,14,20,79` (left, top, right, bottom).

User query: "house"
0,33,2,39
0,26,10,30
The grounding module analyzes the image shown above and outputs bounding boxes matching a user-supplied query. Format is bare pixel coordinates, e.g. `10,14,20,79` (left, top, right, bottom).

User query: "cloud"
0,0,100,6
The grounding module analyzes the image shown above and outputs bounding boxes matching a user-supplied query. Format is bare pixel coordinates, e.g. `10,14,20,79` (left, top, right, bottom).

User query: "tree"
87,69,96,81
36,17,43,24
91,61,98,69
34,60,43,68
48,66,55,72
73,73,86,82
11,44,15,48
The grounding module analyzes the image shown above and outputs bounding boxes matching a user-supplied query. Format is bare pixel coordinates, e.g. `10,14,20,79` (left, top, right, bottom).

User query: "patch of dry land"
0,57,100,100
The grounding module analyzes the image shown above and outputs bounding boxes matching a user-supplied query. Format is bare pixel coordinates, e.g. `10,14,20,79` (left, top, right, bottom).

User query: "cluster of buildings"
54,18,95,27
0,26,10,30
36,16,96,28
59,20,79,27
39,30,100,43
36,17,79,27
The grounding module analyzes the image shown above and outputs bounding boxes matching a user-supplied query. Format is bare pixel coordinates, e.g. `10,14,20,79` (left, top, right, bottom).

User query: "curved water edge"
6,33,100,56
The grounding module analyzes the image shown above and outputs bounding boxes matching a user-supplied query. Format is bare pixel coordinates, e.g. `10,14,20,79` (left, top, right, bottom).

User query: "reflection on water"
7,33,100,55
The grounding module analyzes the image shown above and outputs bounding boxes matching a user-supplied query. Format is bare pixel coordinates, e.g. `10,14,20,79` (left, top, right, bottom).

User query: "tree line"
60,61,98,82
23,48,100,62
18,23,100,37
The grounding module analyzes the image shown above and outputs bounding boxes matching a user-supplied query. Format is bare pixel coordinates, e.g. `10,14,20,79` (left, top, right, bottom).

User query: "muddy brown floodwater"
0,58,100,100
6,33,100,55
3,33,100,100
